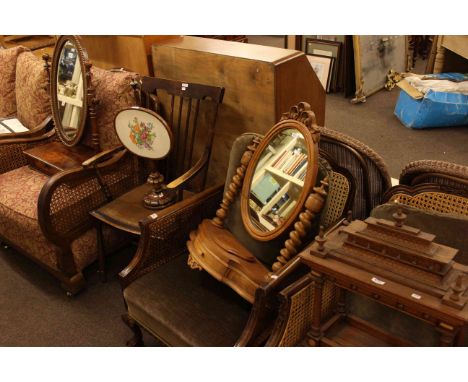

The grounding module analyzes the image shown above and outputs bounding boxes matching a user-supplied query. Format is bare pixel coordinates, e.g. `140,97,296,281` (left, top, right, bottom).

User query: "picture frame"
352,35,407,101
305,38,342,92
306,54,335,93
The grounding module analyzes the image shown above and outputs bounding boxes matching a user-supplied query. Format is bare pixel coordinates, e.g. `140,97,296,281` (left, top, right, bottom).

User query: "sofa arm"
0,128,56,174
37,150,140,248
119,183,224,288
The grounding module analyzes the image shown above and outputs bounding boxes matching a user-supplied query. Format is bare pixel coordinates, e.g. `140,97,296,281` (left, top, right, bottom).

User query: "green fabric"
371,203,468,265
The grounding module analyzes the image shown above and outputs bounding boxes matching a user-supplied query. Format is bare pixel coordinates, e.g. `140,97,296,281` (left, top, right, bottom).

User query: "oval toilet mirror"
241,119,319,241
51,35,89,146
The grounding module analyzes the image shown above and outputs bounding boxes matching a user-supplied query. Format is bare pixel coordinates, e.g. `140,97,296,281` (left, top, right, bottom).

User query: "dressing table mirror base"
143,171,176,210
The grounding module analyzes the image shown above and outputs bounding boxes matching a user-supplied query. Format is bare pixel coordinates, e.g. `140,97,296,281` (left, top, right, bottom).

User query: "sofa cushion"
124,254,251,346
15,51,51,129
371,202,468,264
0,46,27,117
0,166,125,271
84,67,137,150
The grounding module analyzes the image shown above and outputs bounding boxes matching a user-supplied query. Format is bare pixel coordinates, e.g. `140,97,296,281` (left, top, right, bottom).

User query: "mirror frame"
50,35,89,147
240,113,320,242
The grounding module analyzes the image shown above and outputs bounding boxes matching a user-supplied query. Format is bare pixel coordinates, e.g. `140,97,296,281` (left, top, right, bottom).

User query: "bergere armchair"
318,127,392,219
120,103,357,346
0,36,140,295
372,159,468,264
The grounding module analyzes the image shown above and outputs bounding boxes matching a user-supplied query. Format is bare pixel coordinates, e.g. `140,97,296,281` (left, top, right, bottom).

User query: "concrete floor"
325,89,468,177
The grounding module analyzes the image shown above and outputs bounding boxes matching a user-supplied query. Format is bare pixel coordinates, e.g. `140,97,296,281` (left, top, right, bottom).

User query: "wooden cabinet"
298,214,468,346
80,36,178,76
151,36,325,185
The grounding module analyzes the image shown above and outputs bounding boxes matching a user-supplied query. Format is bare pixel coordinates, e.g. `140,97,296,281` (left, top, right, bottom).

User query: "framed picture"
114,106,173,160
305,38,342,92
306,54,335,93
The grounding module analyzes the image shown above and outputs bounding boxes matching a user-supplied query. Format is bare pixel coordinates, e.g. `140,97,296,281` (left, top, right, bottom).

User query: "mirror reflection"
248,128,308,232
56,40,84,140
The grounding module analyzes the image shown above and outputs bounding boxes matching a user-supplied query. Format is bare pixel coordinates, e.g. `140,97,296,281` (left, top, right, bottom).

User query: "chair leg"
122,313,144,346
60,272,86,297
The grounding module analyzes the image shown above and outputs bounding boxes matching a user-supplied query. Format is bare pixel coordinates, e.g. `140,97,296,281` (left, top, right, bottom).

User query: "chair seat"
0,166,123,272
124,254,252,346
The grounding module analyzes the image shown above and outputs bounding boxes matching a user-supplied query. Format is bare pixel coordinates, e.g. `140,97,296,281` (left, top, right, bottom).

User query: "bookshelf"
248,129,308,232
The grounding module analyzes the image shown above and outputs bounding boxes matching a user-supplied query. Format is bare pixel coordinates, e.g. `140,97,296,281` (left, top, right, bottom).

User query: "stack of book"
271,149,307,178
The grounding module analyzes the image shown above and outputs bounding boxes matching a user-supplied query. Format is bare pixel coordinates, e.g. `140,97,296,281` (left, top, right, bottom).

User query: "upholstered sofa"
0,66,140,294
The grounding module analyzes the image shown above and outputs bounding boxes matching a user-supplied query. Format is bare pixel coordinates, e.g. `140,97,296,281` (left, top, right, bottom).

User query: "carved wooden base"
143,171,176,210
122,314,144,347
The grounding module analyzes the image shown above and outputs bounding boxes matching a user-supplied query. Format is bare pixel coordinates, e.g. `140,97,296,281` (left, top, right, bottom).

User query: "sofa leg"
122,314,144,346
60,272,86,296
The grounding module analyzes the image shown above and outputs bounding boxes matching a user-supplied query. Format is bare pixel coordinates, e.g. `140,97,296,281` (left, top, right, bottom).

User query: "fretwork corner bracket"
212,135,262,227
280,102,320,141
272,177,329,272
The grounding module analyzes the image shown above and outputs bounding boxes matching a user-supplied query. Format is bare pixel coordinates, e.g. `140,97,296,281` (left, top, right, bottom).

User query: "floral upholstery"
82,67,137,150
0,166,125,272
15,51,51,129
0,46,27,117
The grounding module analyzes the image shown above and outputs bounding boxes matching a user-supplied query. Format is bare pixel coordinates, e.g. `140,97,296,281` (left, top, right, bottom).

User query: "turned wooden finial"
450,275,464,302
393,206,407,228
272,177,329,271
315,226,326,252
343,210,353,226
212,135,261,227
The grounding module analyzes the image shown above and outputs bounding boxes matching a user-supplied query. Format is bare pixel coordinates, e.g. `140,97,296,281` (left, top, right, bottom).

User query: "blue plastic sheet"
394,73,468,129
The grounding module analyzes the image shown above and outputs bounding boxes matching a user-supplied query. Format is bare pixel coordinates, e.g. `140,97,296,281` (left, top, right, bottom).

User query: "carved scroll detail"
212,135,261,227
280,102,320,143
272,177,329,272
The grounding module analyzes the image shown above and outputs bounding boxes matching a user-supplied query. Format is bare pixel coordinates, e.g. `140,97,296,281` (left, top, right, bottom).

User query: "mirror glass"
247,128,308,233
56,40,84,141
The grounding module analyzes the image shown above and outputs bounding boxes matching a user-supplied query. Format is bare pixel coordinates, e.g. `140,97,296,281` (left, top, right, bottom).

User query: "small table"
90,183,157,280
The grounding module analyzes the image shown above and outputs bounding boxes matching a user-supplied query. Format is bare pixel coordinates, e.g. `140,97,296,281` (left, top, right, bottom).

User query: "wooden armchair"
120,104,356,346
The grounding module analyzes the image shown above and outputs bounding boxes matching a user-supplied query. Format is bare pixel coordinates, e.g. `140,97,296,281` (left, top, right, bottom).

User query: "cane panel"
392,192,468,216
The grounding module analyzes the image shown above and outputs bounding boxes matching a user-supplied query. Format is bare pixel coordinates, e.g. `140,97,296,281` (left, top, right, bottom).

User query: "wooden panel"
441,35,468,60
275,54,325,123
152,36,325,185
81,35,178,75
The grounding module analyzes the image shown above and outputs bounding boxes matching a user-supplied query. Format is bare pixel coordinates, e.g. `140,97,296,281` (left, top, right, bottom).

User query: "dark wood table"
90,183,158,280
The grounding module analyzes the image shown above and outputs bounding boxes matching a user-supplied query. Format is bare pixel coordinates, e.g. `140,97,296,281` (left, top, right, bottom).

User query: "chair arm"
37,150,139,248
82,146,127,168
166,149,209,190
235,257,307,346
119,183,224,288
0,129,56,174
0,116,54,141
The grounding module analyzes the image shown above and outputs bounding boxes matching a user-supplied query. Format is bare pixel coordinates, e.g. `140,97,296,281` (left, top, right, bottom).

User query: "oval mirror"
241,118,319,241
51,35,88,146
